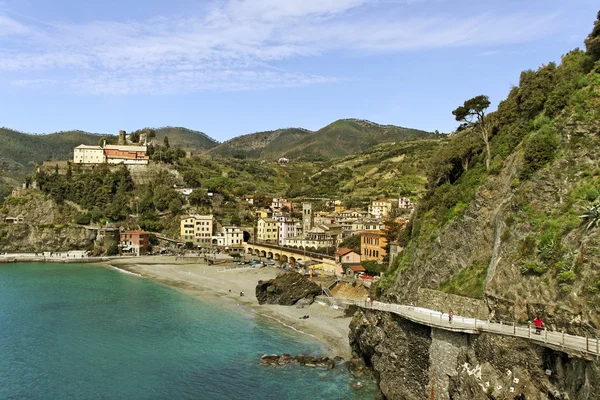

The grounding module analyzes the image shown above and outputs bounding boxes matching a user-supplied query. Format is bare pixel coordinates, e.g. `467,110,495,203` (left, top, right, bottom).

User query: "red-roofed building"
119,230,149,256
346,264,366,278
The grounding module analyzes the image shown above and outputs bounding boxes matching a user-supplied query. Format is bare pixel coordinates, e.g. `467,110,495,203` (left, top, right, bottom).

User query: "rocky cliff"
0,190,94,252
350,309,600,400
256,271,322,305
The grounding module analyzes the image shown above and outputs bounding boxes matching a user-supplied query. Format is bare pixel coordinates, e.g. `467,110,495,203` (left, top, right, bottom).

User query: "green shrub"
557,270,576,283
520,125,560,180
75,213,91,225
520,260,548,275
439,261,488,299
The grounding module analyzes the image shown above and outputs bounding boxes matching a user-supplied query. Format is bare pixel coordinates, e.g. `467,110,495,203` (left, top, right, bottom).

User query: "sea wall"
416,288,489,320
349,308,600,399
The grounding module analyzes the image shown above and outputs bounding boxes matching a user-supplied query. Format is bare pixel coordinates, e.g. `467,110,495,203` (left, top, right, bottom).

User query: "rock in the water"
255,272,322,306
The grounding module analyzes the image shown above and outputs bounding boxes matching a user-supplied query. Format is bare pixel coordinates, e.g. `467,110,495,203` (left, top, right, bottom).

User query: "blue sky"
0,0,598,141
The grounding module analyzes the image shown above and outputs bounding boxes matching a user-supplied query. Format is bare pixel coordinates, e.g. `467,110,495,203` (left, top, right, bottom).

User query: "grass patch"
439,261,488,299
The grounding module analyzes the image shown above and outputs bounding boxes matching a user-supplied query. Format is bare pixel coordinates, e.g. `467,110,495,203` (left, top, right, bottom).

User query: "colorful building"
257,217,278,243
180,215,214,246
103,144,149,165
119,230,149,256
360,230,388,261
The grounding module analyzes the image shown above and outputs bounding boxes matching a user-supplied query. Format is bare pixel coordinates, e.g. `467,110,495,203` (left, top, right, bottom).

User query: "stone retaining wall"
417,288,489,320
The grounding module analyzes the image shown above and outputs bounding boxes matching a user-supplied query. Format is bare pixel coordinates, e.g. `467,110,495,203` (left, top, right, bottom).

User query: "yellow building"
361,230,388,261
181,214,214,246
257,217,278,243
255,209,270,219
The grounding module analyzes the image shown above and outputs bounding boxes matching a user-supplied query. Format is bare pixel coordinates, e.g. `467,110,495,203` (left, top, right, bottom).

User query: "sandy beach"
103,256,353,358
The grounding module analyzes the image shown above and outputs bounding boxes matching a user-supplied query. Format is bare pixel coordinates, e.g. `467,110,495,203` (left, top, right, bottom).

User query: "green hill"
150,127,219,153
208,119,435,160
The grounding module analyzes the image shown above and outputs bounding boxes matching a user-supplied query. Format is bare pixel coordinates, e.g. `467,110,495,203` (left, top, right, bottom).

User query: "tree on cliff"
452,95,492,171
585,10,600,62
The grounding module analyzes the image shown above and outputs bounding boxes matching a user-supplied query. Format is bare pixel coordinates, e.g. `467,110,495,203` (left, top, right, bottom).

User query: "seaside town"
3,130,413,284
2,5,600,399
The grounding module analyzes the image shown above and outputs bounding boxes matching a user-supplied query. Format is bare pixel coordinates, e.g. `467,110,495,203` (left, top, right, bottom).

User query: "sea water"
0,263,376,399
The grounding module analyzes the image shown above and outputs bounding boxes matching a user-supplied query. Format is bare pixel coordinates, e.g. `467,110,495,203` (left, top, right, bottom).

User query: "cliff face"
387,120,600,335
0,191,94,252
350,309,600,400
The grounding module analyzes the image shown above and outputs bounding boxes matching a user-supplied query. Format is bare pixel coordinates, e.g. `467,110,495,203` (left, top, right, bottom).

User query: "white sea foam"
251,309,320,341
109,265,142,277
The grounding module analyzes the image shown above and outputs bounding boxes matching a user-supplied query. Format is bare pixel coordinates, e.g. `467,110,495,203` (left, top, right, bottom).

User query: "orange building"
103,145,149,165
119,230,149,256
360,230,388,261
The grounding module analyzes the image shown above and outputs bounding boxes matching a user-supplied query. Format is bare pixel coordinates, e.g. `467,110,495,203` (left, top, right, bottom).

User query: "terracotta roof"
349,265,366,272
122,230,147,234
335,248,354,256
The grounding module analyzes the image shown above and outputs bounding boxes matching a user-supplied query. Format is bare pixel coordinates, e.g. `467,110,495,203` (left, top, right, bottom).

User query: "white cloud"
0,1,559,94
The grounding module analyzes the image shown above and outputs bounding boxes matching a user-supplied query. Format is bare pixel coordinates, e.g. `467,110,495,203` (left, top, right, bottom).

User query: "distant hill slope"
0,128,103,169
208,119,435,160
150,127,219,153
0,128,105,200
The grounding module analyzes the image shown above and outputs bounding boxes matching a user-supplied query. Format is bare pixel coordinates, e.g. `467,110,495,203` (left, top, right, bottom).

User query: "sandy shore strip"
103,256,353,358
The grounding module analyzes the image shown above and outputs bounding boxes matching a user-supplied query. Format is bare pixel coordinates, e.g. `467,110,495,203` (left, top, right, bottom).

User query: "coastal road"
337,298,600,358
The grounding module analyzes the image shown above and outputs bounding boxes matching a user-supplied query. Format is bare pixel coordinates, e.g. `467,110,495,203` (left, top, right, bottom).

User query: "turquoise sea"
0,263,376,399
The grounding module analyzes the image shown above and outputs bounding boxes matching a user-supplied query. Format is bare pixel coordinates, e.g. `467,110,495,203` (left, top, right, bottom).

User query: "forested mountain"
208,119,436,160
144,127,219,152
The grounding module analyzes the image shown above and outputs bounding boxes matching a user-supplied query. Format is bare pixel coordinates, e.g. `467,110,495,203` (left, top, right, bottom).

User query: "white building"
277,216,301,246
398,197,414,209
368,200,392,219
73,145,106,165
213,226,244,248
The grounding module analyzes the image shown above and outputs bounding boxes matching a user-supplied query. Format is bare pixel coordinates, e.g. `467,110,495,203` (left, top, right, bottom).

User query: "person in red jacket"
534,316,544,334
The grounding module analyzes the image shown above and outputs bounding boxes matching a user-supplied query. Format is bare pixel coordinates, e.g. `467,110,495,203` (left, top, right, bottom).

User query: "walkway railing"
338,298,600,357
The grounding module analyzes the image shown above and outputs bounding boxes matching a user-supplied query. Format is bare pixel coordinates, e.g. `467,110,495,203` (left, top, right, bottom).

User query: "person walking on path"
534,316,544,334
370,297,374,306
449,309,454,323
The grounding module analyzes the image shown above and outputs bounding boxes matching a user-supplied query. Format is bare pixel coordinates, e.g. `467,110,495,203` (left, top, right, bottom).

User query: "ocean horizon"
0,263,376,399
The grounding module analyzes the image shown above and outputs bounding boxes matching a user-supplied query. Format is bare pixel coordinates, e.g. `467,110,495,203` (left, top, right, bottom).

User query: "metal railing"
337,297,600,357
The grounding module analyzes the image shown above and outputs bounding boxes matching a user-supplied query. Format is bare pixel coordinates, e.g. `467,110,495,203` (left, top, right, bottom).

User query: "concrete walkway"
339,298,600,357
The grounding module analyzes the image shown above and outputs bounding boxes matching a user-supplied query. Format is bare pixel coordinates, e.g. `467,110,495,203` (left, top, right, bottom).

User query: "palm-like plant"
580,203,600,231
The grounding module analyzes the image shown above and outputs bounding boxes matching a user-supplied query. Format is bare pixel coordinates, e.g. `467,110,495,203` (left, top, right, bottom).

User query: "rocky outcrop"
0,190,95,252
350,309,600,400
255,272,322,305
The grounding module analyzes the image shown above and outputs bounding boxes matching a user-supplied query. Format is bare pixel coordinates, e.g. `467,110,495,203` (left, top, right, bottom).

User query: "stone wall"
417,288,489,320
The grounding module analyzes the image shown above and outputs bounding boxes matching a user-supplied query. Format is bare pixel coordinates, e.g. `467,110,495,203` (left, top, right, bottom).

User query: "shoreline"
101,256,353,359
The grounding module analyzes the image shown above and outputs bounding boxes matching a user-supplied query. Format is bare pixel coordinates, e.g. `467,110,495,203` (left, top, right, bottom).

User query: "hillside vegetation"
208,119,436,160
378,12,600,336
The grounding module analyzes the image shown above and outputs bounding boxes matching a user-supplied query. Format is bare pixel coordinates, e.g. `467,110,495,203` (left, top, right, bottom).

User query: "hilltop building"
73,145,106,164
180,215,214,246
103,144,149,165
73,131,149,166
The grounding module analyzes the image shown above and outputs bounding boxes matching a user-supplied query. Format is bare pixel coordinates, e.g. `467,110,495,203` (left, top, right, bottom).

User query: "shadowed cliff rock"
350,308,600,400
255,272,322,306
